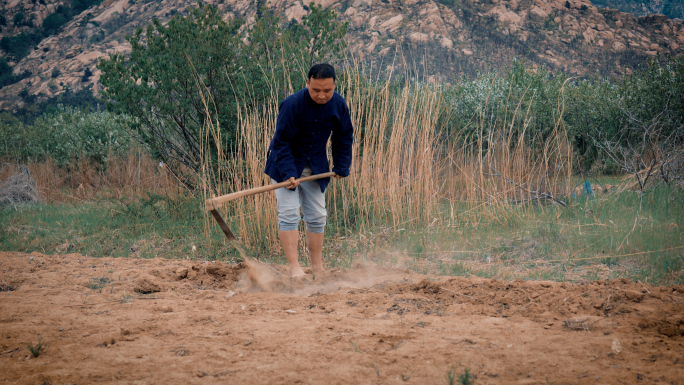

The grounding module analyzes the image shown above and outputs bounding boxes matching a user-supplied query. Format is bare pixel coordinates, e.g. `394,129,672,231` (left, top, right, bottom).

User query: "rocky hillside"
1,0,683,109
590,0,683,20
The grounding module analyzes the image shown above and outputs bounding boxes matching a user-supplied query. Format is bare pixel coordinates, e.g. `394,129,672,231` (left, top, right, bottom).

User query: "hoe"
204,172,336,241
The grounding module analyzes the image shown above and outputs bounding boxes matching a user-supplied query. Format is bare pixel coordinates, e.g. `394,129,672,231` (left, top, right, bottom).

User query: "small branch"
490,165,566,207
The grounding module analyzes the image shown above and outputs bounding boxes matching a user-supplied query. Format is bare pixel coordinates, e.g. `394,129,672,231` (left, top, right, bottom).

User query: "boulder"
77,51,104,64
409,32,429,43
530,6,548,21
462,48,473,55
583,27,597,43
600,30,614,40
612,41,625,51
344,6,357,17
440,37,453,48
487,6,523,28
93,0,129,23
380,14,403,31
311,0,338,9
352,0,371,7
285,4,307,22
368,16,378,29
501,11,522,25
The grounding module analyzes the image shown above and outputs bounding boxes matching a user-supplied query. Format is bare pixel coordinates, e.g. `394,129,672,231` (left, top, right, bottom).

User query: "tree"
98,3,244,185
592,57,684,190
98,1,348,186
42,12,70,35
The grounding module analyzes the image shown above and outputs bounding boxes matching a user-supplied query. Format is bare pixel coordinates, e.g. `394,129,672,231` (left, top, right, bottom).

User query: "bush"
440,60,570,146
436,56,683,177
72,0,104,15
81,67,92,82
13,12,25,26
10,86,102,123
0,106,135,168
0,57,16,88
42,12,70,35
0,32,42,60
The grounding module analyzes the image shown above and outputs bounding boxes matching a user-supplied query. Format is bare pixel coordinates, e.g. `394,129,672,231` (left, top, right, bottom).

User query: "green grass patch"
1,186,682,285
362,186,684,285
0,192,246,263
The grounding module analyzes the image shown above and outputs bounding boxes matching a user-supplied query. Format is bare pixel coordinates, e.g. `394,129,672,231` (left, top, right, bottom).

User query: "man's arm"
271,101,299,185
330,101,354,178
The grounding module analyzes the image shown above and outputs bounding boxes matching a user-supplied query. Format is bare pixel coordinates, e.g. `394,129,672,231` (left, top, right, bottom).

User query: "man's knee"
278,208,300,231
303,211,326,233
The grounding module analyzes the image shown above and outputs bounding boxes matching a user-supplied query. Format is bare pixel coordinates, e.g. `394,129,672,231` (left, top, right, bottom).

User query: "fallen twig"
490,165,567,207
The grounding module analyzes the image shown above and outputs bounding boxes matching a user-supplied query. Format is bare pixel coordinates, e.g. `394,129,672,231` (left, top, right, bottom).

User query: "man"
264,63,353,277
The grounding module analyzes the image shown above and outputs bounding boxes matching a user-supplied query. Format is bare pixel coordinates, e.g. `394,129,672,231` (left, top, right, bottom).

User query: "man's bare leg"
306,230,325,273
279,230,305,277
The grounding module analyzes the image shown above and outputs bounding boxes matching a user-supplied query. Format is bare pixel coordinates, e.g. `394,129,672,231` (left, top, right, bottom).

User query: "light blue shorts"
273,167,327,233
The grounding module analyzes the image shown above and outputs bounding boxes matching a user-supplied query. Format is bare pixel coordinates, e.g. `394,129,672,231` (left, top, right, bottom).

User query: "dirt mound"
1,251,683,384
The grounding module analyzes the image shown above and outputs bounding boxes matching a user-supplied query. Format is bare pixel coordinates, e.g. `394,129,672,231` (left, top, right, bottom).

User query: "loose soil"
1,251,683,384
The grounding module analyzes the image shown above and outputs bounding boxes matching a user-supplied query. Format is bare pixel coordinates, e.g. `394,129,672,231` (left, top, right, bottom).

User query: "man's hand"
334,173,344,179
287,177,299,190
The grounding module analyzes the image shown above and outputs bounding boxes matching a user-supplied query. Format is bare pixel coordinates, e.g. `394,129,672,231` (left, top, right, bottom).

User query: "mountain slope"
0,0,682,109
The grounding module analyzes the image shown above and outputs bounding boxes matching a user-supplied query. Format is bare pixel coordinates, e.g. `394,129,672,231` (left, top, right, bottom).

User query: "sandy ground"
1,251,683,384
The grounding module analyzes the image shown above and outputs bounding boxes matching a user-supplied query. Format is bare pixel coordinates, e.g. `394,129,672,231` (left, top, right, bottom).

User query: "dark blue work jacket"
264,87,354,193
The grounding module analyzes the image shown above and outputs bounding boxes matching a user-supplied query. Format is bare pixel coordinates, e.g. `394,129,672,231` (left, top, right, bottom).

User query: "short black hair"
308,63,336,81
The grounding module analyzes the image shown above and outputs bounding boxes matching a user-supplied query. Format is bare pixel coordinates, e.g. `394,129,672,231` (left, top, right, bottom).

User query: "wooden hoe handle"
204,171,336,211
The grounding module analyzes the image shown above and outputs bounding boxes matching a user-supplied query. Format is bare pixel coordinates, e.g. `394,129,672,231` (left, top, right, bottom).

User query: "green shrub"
437,57,683,174
72,0,104,14
0,106,135,167
13,12,25,26
0,32,42,60
42,12,70,35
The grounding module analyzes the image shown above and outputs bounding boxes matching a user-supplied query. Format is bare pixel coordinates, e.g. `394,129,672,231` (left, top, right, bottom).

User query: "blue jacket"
264,88,354,192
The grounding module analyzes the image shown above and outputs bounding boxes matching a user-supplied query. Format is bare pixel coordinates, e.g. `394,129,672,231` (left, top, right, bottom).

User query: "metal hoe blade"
209,200,237,241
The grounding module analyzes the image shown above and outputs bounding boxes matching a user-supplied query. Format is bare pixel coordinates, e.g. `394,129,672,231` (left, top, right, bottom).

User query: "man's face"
306,77,335,105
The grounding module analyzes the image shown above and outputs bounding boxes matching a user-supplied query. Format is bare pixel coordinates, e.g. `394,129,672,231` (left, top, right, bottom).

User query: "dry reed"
0,150,178,203
199,65,574,253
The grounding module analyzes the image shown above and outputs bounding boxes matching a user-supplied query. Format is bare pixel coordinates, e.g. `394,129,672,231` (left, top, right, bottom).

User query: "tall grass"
1,150,178,203
2,61,680,284
198,65,573,253
190,62,682,284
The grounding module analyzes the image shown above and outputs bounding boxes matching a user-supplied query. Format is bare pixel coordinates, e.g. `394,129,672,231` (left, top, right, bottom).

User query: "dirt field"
1,251,683,384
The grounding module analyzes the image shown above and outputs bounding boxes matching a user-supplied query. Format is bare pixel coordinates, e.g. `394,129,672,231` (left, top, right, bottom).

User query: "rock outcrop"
0,0,682,109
